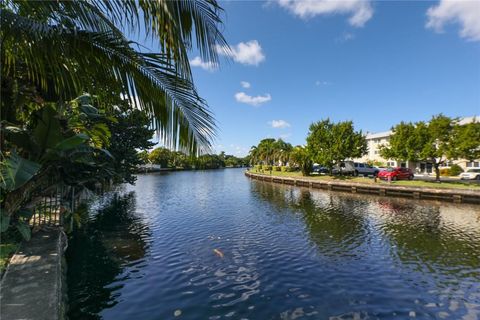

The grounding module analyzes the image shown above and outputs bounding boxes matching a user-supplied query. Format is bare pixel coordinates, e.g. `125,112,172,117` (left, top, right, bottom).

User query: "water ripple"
67,169,480,320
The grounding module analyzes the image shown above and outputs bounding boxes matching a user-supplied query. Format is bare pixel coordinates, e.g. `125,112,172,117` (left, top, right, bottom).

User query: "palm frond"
1,9,216,153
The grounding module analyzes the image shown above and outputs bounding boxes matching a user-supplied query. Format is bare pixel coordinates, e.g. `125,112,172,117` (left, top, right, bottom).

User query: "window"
467,161,480,168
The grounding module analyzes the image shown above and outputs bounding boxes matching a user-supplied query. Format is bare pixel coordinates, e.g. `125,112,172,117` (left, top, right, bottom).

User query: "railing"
26,183,105,230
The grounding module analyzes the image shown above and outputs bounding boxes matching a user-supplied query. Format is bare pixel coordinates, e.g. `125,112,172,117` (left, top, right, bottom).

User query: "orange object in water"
213,248,224,258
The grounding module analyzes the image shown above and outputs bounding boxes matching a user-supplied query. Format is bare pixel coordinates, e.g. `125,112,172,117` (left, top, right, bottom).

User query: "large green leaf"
16,222,31,241
1,0,227,154
54,133,90,151
32,106,63,154
0,214,10,233
0,151,42,191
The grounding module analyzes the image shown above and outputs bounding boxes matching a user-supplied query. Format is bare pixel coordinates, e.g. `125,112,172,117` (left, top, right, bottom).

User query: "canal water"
67,169,480,320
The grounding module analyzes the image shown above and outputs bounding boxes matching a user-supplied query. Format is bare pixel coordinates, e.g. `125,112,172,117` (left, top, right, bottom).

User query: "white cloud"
240,81,251,88
276,0,373,27
189,56,218,71
426,0,480,41
315,80,331,86
217,40,266,66
269,120,291,128
235,92,271,107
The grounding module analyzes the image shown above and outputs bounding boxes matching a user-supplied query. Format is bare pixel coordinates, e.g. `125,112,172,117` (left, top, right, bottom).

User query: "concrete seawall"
245,171,480,204
0,229,67,320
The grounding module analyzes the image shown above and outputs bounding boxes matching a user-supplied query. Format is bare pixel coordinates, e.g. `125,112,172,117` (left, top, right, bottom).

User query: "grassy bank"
249,169,480,190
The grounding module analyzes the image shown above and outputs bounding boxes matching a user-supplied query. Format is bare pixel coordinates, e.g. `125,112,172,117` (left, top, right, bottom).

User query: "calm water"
67,169,480,320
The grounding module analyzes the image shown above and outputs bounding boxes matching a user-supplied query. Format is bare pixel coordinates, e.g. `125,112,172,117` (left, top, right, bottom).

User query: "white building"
355,116,479,174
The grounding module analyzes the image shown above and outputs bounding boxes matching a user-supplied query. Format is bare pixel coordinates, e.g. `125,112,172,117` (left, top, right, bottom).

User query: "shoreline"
136,166,246,173
245,171,480,204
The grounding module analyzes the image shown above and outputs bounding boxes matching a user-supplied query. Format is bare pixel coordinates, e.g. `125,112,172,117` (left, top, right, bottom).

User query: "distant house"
355,116,479,174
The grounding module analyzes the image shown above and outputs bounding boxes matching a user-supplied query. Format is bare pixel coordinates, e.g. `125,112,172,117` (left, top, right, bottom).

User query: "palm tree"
273,139,293,165
1,0,229,154
256,139,276,165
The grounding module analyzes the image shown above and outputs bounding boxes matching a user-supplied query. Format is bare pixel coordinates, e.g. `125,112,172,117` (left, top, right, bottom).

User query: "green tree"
256,139,276,165
149,148,172,168
290,146,313,176
451,120,480,161
307,119,367,175
380,115,458,181
273,139,293,165
107,107,155,184
137,151,150,165
379,122,420,162
417,115,455,181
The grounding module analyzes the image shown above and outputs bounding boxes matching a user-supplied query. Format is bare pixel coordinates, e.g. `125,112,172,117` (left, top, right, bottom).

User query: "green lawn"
249,169,480,190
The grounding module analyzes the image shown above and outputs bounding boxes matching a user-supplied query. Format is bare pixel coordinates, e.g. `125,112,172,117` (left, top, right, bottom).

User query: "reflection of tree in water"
251,182,370,258
377,199,480,275
67,192,150,320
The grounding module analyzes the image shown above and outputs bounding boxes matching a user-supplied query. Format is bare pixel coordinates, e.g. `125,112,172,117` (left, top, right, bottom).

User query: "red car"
378,167,414,181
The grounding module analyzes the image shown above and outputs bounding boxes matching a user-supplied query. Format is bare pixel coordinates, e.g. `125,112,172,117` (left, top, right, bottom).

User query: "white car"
459,168,480,180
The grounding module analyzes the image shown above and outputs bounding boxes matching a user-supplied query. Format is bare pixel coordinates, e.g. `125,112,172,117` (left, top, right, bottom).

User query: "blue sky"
186,1,479,156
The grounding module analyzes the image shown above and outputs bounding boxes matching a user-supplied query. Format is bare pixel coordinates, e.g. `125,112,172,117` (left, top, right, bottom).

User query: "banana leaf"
0,151,41,192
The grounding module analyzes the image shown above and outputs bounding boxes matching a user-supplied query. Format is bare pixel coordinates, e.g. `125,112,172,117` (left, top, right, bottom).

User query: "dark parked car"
377,167,414,181
312,165,329,174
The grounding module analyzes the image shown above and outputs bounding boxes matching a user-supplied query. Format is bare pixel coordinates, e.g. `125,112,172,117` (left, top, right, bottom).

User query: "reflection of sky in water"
67,169,480,320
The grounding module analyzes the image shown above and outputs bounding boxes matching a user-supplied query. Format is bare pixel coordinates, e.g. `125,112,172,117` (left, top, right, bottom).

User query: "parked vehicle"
312,164,329,175
332,161,356,176
378,167,414,181
459,168,480,180
353,162,379,177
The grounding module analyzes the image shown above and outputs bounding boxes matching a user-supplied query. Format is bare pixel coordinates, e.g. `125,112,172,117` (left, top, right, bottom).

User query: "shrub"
440,168,450,176
449,164,463,176
263,165,272,171
273,166,281,171
254,164,262,172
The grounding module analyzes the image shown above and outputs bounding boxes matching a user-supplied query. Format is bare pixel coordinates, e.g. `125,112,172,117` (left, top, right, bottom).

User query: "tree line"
249,115,480,180
143,148,249,170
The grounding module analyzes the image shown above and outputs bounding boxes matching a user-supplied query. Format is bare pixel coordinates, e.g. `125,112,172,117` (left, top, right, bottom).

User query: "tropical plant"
249,138,293,166
1,0,229,153
1,95,113,221
290,146,312,176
